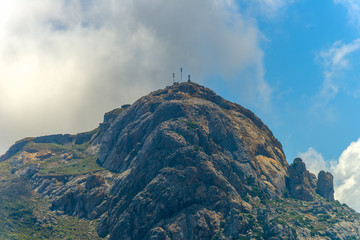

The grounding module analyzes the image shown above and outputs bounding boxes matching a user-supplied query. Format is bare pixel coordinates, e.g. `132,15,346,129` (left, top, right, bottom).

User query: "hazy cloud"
334,0,360,26
300,139,360,211
241,0,296,17
315,39,360,106
299,147,329,175
0,0,272,155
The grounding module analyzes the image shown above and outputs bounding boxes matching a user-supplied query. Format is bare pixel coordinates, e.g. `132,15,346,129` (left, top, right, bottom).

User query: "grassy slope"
0,140,105,240
12,141,105,176
0,178,102,240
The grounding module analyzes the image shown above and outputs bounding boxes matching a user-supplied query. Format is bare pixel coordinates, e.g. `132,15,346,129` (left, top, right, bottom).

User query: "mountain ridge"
0,82,359,239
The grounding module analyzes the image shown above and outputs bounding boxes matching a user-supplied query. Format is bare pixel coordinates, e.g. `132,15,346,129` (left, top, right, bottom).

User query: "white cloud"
0,0,273,155
315,39,360,106
332,138,360,210
300,139,360,212
299,147,329,175
319,40,360,69
334,0,360,26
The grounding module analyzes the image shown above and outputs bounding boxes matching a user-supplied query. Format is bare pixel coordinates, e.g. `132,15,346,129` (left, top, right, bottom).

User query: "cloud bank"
0,0,272,155
300,138,360,211
332,138,360,210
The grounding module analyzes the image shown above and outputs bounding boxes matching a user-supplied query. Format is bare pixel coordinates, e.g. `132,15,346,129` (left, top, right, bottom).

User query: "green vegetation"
193,145,200,151
39,155,102,176
181,120,198,130
0,160,16,182
260,196,360,238
0,178,101,240
249,185,263,198
236,236,252,240
290,226,298,238
246,175,255,185
309,225,324,236
0,137,105,239
317,214,331,222
10,141,105,176
24,141,90,153
210,229,223,240
274,217,287,225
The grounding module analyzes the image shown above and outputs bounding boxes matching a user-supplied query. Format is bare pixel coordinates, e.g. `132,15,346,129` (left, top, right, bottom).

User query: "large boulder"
317,170,334,201
287,158,317,201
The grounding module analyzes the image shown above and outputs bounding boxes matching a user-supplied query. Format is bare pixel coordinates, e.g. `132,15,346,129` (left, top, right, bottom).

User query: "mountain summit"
92,81,288,238
1,82,359,239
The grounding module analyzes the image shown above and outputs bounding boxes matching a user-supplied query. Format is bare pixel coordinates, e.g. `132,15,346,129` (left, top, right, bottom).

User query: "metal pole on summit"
180,68,183,83
173,73,175,84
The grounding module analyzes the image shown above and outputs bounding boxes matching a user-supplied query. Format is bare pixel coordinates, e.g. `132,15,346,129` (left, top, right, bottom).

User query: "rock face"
1,81,359,240
31,173,109,219
317,170,335,201
286,158,335,202
91,82,288,239
0,138,32,162
287,158,317,201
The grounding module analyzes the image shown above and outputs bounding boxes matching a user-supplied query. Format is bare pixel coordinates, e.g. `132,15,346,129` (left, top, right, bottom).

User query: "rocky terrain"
1,82,360,239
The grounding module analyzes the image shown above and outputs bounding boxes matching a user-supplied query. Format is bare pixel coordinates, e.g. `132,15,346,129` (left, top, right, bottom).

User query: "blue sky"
185,0,360,164
1,0,360,209
235,0,360,162
258,0,356,160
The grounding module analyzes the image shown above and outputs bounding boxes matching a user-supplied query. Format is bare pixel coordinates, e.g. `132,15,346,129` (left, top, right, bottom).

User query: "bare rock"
0,137,33,162
287,158,317,201
317,170,335,201
31,173,110,219
93,82,289,239
4,82,360,240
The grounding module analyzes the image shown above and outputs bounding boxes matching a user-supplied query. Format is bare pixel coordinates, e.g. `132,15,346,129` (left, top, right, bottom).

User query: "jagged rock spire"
317,170,335,201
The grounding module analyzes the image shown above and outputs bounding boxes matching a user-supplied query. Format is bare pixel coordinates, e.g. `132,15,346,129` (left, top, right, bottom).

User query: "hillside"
1,82,360,240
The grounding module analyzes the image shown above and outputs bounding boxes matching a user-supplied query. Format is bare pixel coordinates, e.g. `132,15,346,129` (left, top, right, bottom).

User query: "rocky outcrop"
2,81,360,240
287,158,335,203
90,82,289,239
33,134,75,145
0,137,33,162
96,82,288,194
0,132,96,163
317,171,334,202
287,158,317,201
31,172,112,219
85,108,126,156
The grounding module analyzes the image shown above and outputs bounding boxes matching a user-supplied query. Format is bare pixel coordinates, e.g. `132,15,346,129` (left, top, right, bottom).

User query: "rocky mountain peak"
142,82,278,136
87,82,291,239
0,82,357,240
287,158,318,201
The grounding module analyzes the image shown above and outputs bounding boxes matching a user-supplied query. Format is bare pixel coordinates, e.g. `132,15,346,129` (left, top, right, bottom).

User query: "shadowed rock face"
287,158,317,201
32,173,109,219
317,170,334,201
91,82,289,239
286,158,335,203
